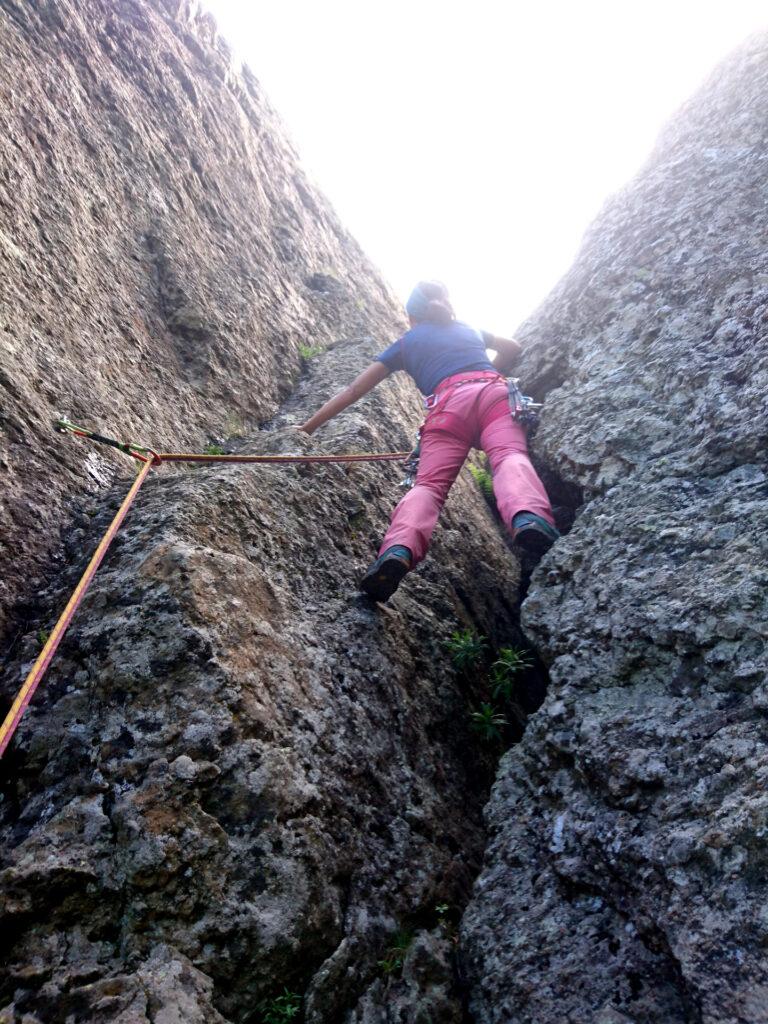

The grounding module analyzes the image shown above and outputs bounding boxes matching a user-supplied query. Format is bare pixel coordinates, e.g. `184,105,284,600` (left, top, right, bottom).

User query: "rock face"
1,340,519,1022
4,2,768,1022
0,2,528,1022
0,0,396,645
461,34,768,1024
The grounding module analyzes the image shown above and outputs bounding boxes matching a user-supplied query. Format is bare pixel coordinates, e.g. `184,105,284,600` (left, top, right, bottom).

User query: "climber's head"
406,280,454,327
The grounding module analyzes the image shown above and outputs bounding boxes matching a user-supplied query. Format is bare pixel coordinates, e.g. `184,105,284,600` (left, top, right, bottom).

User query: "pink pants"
380,376,555,565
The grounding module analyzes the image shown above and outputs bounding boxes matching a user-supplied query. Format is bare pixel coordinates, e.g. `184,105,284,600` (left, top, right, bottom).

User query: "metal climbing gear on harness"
507,378,542,433
0,421,413,758
400,432,421,488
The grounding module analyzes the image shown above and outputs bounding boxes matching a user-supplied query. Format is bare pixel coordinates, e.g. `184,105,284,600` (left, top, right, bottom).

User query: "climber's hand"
278,422,313,436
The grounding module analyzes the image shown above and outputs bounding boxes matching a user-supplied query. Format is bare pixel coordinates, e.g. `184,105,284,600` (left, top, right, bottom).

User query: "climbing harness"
423,372,502,410
0,420,411,758
399,375,543,490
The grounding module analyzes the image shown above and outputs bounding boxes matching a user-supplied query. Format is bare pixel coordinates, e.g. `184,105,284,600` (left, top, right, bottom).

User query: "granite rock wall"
0,0,398,644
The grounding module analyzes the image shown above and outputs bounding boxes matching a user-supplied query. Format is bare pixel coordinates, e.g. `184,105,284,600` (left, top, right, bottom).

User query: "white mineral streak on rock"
549,812,566,854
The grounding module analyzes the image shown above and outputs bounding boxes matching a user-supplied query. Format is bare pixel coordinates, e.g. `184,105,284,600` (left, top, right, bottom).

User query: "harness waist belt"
425,370,502,408
433,369,502,393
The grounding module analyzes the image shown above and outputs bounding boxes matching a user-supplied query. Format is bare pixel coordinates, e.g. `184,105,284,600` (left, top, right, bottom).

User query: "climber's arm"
489,334,523,374
299,361,391,434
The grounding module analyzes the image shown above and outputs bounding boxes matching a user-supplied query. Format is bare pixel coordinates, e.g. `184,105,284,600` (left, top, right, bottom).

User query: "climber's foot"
512,512,560,561
360,546,412,602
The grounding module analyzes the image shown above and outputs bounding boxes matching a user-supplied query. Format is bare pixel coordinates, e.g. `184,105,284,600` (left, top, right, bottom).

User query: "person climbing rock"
300,281,559,601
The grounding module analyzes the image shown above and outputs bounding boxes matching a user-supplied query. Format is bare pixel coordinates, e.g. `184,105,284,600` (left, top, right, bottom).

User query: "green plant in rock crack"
490,646,533,700
444,629,488,671
435,901,459,943
468,462,494,498
490,646,533,726
298,343,323,360
257,988,301,1024
36,629,50,647
204,442,226,456
469,702,507,743
378,930,414,976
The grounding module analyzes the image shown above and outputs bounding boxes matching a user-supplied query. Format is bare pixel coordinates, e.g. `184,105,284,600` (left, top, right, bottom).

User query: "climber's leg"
478,382,555,533
377,427,471,566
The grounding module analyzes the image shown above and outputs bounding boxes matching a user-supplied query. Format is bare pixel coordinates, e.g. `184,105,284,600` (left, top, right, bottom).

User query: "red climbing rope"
0,419,411,757
157,450,407,464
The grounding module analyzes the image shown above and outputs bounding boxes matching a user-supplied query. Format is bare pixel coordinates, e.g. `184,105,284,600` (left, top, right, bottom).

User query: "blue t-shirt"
375,321,496,396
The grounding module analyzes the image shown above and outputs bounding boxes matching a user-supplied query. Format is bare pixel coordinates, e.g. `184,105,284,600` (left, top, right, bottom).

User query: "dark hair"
424,299,453,326
409,280,454,326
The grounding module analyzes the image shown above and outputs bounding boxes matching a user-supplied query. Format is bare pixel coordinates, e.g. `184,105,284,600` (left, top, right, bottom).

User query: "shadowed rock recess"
461,33,768,1024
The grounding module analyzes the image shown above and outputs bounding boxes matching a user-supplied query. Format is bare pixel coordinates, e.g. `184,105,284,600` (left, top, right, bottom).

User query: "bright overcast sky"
204,1,766,335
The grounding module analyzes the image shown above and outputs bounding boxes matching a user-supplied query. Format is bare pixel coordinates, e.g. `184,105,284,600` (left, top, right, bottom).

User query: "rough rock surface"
5,1,768,1022
0,2,529,1022
0,0,398,645
1,344,520,1023
461,34,768,1024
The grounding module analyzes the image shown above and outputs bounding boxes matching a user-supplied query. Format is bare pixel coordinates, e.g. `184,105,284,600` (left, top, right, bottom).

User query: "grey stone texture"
461,33,768,1024
3,1,768,1022
0,2,520,1021
0,0,398,645
1,390,515,1023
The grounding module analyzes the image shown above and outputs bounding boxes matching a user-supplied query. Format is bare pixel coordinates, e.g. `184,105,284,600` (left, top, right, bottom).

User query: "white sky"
204,1,767,334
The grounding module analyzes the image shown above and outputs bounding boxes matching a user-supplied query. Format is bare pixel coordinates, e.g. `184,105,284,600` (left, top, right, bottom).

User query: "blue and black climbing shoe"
512,512,560,561
360,546,412,602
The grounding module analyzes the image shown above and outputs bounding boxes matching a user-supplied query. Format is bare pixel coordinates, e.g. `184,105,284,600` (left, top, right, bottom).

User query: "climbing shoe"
512,512,560,560
360,545,412,602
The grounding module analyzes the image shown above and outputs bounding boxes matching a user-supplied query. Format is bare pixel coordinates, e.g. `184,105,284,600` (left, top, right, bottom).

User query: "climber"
299,281,559,601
